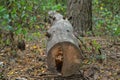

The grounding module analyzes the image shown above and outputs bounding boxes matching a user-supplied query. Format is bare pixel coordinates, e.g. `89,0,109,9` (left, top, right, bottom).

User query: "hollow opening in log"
55,58,63,72
47,42,81,75
55,45,63,73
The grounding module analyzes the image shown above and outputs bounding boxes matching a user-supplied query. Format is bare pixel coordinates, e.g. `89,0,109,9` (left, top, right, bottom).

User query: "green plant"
92,40,101,51
92,0,120,36
0,0,67,46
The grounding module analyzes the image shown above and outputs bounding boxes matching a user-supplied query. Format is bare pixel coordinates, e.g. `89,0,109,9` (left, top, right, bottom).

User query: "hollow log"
46,11,82,77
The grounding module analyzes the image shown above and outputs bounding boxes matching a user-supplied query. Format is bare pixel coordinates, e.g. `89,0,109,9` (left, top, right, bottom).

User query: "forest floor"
0,35,120,80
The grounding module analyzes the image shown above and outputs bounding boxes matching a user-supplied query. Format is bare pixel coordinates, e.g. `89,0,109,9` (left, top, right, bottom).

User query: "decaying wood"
46,11,83,77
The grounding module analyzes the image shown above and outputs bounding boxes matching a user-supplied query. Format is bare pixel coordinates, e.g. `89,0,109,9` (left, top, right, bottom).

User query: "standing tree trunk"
67,0,92,36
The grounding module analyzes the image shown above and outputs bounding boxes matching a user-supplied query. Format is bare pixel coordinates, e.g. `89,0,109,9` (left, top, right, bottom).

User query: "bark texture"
67,0,92,36
46,11,82,77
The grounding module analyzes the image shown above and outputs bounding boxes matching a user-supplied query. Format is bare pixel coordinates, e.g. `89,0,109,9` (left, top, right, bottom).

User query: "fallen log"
46,11,83,77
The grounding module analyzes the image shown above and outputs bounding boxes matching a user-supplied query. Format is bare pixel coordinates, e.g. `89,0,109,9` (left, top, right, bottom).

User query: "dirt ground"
0,36,120,80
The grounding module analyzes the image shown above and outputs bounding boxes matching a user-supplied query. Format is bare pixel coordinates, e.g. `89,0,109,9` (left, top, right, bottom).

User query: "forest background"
0,0,120,80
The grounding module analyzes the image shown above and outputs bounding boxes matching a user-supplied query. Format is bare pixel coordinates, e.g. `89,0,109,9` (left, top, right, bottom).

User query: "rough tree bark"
67,0,92,36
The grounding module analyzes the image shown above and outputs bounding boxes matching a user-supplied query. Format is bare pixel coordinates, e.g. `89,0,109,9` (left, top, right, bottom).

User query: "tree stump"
46,11,82,77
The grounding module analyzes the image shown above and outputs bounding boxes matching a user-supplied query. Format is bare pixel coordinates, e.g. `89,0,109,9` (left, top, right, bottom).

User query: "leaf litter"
0,36,120,80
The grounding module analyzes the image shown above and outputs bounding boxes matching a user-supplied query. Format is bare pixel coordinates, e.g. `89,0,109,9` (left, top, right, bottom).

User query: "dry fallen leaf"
33,45,37,49
83,59,89,64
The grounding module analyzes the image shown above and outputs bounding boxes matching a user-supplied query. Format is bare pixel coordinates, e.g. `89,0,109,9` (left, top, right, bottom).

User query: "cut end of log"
47,42,82,77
